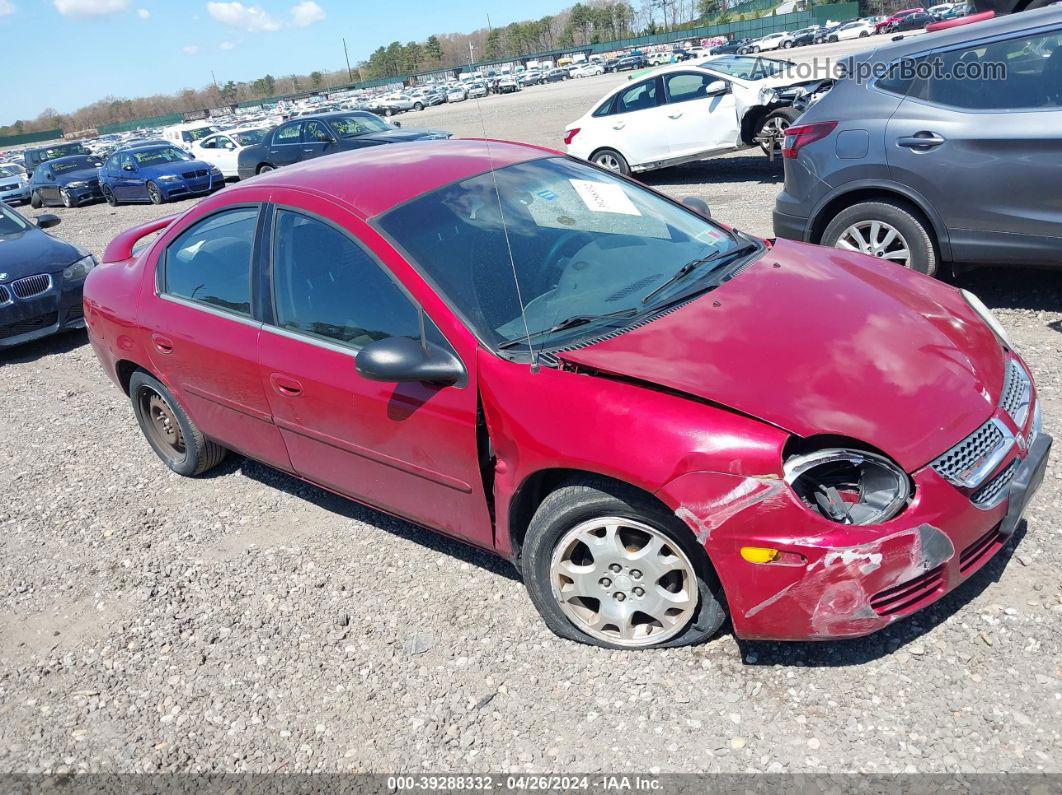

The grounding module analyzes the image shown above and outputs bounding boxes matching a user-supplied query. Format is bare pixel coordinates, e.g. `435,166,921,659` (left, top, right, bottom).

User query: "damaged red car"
84,140,1051,649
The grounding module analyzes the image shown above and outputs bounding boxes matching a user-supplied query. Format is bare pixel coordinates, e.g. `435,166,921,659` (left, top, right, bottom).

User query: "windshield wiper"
640,241,760,305
498,307,638,350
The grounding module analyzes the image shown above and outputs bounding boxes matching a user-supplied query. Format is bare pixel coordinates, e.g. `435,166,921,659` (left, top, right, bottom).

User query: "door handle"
303,147,315,152
668,112,683,119
612,122,626,130
151,334,174,354
897,133,945,149
270,373,303,397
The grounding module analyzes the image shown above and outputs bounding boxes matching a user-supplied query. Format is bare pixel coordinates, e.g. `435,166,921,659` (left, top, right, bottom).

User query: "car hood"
140,159,213,176
558,239,1005,472
349,129,450,143
0,227,79,276
56,167,100,185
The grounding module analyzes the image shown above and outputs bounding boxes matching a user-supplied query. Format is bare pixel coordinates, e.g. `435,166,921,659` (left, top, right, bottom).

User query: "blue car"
29,154,105,209
0,204,95,348
98,143,223,205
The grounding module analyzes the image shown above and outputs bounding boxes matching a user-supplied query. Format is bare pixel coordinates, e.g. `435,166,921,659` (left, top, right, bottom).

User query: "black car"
544,68,569,82
0,204,95,348
22,142,91,177
711,38,755,55
28,155,104,209
886,11,935,31
790,27,819,46
607,55,648,72
814,24,843,43
236,112,451,180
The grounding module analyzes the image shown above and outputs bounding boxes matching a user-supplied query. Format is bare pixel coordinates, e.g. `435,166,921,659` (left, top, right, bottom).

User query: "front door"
256,203,493,547
598,77,673,168
299,121,338,163
141,204,291,470
267,121,304,167
661,71,741,160
887,25,1062,265
114,153,144,201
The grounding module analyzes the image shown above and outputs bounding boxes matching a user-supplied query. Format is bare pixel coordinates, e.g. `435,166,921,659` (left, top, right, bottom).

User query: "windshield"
0,203,29,236
0,164,22,177
134,146,192,166
181,127,215,143
232,129,267,146
378,156,750,350
51,156,100,174
330,114,392,136
701,55,792,79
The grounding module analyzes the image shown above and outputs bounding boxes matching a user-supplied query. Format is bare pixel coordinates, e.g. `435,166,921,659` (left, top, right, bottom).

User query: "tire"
102,185,118,207
414,102,424,111
257,163,275,174
129,371,227,477
146,181,165,205
520,477,727,650
756,107,800,157
859,30,869,37
782,40,793,49
829,35,839,42
590,148,630,176
751,45,760,53
821,199,938,277
384,108,394,117
61,188,75,208
30,191,42,209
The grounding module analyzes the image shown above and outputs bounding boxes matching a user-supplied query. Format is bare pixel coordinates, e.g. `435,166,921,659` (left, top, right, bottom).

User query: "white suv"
748,32,794,52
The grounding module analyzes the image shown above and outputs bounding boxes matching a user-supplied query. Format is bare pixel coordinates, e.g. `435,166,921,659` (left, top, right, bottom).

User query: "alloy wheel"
549,517,698,647
147,183,163,204
61,189,74,208
835,220,912,267
139,388,186,463
759,115,792,156
593,153,622,172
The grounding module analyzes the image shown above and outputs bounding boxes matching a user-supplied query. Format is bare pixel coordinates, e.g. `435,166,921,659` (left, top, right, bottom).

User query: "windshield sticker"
537,189,558,201
570,179,641,216
696,229,727,244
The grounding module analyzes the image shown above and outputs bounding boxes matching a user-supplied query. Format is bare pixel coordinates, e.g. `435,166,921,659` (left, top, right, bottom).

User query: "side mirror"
47,173,56,181
356,337,464,386
705,80,730,96
33,214,62,229
123,164,136,172
681,196,712,218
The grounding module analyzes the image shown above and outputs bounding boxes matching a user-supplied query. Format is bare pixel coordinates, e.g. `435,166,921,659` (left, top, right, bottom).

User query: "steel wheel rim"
550,517,698,647
760,116,791,154
836,220,912,267
594,153,621,172
139,388,186,462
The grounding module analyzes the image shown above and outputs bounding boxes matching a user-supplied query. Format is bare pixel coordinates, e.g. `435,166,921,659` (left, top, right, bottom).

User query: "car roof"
231,138,558,219
866,3,1058,59
45,154,96,164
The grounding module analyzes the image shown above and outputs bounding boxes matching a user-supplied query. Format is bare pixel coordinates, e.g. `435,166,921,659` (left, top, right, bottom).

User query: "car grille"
11,273,53,299
959,524,1005,575
999,359,1031,428
0,311,57,340
869,565,945,616
0,182,18,192
0,284,10,305
182,169,208,179
971,457,1018,510
931,419,1009,489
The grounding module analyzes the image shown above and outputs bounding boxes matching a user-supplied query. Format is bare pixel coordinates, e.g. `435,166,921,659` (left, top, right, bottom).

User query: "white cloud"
206,1,281,31
289,0,323,27
52,0,129,15
136,7,148,17
0,1,15,17
182,44,200,55
219,40,235,49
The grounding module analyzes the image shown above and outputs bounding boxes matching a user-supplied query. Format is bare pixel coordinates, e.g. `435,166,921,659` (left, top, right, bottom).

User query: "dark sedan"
886,10,935,31
29,155,104,209
22,141,90,177
0,204,95,348
98,144,223,205
790,27,819,46
710,38,755,55
236,111,451,180
607,55,648,72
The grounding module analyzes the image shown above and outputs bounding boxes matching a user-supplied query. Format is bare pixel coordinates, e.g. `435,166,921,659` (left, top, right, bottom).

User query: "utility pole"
342,37,353,83
210,70,219,92
468,41,475,69
486,13,492,34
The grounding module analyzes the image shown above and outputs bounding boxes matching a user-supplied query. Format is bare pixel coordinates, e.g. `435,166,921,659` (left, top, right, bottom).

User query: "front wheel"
257,163,275,174
61,188,75,208
859,31,869,37
821,199,938,276
414,102,424,111
756,107,800,157
521,478,727,649
590,148,630,176
30,191,43,209
146,181,165,205
129,371,228,477
782,40,793,48
102,185,118,206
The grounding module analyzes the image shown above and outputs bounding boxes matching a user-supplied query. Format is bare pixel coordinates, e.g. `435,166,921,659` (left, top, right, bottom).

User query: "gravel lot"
2,35,1061,775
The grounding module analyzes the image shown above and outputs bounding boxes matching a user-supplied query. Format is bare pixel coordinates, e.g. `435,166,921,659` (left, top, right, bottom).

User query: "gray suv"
773,8,1062,276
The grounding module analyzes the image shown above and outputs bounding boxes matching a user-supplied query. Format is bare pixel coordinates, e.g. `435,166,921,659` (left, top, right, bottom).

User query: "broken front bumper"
661,431,1052,641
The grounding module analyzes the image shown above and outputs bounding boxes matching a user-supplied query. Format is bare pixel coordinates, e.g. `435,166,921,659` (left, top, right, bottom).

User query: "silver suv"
773,8,1062,276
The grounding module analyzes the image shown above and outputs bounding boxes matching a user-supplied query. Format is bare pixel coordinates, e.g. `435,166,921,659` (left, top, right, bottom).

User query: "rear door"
268,121,304,167
256,199,493,546
595,77,672,168
661,71,741,160
886,24,1062,265
141,203,291,470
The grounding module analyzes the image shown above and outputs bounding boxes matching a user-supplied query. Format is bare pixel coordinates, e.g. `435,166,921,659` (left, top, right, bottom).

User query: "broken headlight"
784,448,910,525
758,86,779,105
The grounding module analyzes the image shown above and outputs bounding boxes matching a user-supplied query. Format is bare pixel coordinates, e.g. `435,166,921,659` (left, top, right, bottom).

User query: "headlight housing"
784,448,911,525
63,254,96,282
961,289,1011,348
158,174,181,182
66,180,88,188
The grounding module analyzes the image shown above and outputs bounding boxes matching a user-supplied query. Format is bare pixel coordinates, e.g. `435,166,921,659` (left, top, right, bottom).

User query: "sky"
0,0,576,124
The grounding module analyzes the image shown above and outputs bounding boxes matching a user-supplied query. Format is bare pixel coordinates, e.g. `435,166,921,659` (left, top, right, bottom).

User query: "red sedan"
84,140,1051,649
876,7,926,32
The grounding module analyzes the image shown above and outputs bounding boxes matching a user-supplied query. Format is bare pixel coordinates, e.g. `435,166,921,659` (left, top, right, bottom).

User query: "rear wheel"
782,40,793,48
521,478,726,649
590,148,630,177
414,102,424,111
146,181,165,205
129,371,227,477
821,199,938,277
756,107,800,157
257,163,275,174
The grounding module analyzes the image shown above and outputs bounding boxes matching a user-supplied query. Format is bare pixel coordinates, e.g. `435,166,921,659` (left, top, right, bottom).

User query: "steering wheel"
542,231,594,287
